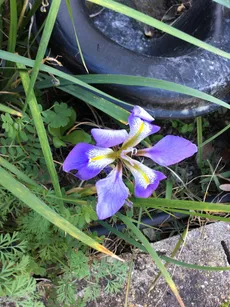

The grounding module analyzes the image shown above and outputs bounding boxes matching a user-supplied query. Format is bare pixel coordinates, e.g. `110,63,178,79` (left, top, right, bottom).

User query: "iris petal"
124,158,166,198
63,143,115,180
131,106,155,122
122,115,160,149
137,135,197,166
96,166,129,220
91,128,128,148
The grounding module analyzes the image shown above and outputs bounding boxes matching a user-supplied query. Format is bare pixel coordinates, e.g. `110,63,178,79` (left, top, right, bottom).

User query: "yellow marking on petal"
122,121,145,149
142,173,150,184
90,155,106,162
90,152,118,162
133,163,150,185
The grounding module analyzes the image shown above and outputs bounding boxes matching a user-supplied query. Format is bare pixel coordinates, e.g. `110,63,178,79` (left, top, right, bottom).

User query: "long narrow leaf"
0,156,38,188
1,51,230,119
2,51,230,118
161,255,230,271
17,63,63,208
60,85,129,124
76,75,230,110
117,213,185,307
0,103,22,116
65,0,89,73
3,0,17,82
0,50,130,123
8,0,17,53
99,220,230,272
133,198,230,213
0,166,122,261
24,0,61,112
161,208,230,223
37,74,230,111
200,123,230,148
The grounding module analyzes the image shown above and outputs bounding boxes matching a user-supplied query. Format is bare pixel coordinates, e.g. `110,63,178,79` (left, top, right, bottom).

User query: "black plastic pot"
35,0,230,118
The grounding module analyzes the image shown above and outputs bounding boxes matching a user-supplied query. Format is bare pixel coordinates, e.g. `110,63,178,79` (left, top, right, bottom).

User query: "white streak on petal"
88,148,114,170
124,159,166,197
76,146,116,180
124,159,156,189
91,128,128,148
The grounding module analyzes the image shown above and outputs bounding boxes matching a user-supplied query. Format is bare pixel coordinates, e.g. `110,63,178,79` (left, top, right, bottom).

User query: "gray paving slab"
89,222,230,307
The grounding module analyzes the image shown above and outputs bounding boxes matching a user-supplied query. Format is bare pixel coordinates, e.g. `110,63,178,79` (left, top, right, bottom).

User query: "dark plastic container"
35,0,230,118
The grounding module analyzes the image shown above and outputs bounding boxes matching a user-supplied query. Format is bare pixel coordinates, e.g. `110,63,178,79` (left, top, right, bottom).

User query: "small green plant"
171,119,194,135
0,186,127,307
42,102,91,148
0,232,45,307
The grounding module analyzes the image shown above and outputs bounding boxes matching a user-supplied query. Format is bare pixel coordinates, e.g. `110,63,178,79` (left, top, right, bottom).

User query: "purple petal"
135,170,166,198
137,135,198,166
96,166,129,220
63,143,115,180
122,115,160,149
91,128,128,148
131,106,154,122
124,159,166,198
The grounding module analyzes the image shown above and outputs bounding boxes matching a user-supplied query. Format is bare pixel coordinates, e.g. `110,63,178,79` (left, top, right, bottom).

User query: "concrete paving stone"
87,222,230,307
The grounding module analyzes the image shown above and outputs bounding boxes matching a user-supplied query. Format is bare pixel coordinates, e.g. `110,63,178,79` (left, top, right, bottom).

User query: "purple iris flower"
63,106,197,220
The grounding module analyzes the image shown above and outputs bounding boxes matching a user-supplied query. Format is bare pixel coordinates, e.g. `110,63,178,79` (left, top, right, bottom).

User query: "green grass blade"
161,255,230,271
99,220,230,272
24,0,61,112
3,0,17,83
0,166,123,261
41,74,230,111
60,84,129,124
17,63,63,208
160,208,230,223
35,73,230,111
0,50,130,123
200,123,230,148
0,156,38,187
76,75,230,110
19,0,42,31
149,227,188,294
17,0,29,30
65,0,89,73
0,103,22,116
88,0,230,60
8,0,17,53
133,198,230,213
1,51,230,117
0,3,3,49
117,213,185,307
